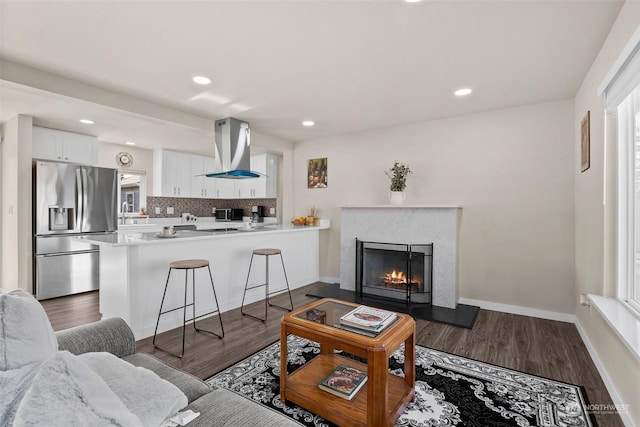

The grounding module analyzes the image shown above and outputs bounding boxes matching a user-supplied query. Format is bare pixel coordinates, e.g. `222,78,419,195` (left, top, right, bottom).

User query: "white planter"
389,191,406,205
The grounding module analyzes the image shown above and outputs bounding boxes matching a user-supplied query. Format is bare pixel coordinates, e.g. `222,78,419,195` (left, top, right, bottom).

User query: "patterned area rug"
206,336,593,427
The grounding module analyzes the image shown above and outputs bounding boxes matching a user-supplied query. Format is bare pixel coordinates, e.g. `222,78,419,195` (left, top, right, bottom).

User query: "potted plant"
385,161,411,205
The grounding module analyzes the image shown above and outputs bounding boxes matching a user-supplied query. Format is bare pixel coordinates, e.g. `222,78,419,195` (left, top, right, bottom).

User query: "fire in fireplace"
356,239,433,305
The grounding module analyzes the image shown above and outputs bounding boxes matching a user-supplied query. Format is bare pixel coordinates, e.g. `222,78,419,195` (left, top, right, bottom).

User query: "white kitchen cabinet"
202,156,217,198
153,149,191,197
227,154,277,199
249,153,277,198
214,179,235,198
190,154,216,198
235,178,252,198
32,126,98,165
153,149,277,199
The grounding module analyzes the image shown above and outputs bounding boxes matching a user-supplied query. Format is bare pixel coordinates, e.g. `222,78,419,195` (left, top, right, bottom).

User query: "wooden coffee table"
280,298,415,427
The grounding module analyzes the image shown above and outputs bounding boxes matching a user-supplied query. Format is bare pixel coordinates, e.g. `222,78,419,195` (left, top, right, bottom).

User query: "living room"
1,1,640,426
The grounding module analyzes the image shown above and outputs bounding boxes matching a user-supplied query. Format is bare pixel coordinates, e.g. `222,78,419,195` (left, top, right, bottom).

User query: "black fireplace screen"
356,239,433,304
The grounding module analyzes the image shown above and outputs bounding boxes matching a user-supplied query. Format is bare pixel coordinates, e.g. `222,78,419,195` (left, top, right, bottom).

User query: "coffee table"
280,298,415,427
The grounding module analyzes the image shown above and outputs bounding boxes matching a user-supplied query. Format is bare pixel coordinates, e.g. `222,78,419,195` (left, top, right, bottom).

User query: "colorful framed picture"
581,111,590,173
308,158,328,189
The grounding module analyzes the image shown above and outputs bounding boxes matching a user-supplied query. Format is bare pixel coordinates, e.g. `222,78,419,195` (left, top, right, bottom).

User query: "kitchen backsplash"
146,197,277,218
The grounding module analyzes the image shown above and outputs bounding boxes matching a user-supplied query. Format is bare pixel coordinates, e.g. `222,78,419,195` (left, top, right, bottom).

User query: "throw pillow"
80,352,188,427
0,289,57,371
13,351,143,427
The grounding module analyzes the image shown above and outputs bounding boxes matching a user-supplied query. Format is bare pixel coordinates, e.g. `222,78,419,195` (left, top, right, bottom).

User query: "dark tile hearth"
306,283,479,329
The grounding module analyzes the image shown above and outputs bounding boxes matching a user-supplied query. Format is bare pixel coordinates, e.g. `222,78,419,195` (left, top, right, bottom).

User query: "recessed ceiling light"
125,141,136,146
79,119,94,124
302,121,315,127
192,76,211,85
454,88,472,97
405,0,422,3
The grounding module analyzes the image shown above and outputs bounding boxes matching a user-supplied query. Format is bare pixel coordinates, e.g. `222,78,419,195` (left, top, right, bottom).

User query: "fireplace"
356,239,433,305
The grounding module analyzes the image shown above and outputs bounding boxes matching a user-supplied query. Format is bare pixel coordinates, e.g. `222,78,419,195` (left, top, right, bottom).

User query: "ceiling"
0,0,624,154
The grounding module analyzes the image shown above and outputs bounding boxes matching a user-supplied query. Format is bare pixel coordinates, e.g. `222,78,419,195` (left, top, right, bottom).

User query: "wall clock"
116,152,133,167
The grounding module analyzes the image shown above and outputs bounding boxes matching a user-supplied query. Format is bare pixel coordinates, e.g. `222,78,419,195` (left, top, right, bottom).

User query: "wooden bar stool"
241,248,294,322
153,259,224,358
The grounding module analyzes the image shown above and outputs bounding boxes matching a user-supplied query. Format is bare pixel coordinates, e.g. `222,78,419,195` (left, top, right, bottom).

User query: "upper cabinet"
214,179,235,199
32,126,98,165
254,153,277,198
190,154,216,198
153,149,192,197
239,153,277,198
153,150,277,199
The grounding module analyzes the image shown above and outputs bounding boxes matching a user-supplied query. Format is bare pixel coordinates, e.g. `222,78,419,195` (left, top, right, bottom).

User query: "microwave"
215,208,243,221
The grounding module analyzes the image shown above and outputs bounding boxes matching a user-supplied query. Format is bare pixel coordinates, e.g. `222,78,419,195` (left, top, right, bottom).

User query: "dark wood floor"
41,283,623,427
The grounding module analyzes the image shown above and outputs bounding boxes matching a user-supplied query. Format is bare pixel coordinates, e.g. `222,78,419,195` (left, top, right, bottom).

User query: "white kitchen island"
81,221,330,339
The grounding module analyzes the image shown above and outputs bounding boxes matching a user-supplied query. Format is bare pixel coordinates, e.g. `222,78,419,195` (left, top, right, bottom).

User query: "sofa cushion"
184,388,301,427
123,353,212,403
0,289,57,371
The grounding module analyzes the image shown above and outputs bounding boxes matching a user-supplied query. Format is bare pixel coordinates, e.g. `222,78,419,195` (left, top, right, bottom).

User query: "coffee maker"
251,205,265,222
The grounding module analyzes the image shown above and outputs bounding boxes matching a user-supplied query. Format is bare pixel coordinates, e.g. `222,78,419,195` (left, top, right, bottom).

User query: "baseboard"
318,276,340,284
457,297,576,323
574,318,636,427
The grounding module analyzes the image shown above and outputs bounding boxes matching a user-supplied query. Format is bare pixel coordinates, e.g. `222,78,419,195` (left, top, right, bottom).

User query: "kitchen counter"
88,221,330,339
83,222,327,247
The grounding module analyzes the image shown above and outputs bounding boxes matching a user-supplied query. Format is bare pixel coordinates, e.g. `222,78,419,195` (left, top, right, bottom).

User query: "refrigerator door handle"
81,167,89,231
76,167,84,231
37,249,99,257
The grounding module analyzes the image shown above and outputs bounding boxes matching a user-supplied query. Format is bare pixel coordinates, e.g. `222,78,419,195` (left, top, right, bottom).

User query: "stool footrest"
159,303,195,316
244,283,268,291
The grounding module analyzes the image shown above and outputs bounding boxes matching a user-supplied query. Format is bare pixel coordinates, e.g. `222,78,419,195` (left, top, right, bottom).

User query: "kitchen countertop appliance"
251,205,265,222
33,161,118,300
215,208,243,222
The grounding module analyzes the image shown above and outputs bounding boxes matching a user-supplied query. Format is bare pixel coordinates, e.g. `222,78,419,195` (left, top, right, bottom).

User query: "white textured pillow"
80,352,188,427
13,351,143,427
0,289,58,371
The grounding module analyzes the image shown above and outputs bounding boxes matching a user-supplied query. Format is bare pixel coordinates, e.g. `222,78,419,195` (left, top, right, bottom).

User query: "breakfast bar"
81,221,330,339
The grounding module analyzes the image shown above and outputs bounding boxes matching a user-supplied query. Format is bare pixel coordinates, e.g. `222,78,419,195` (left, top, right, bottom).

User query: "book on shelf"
339,305,397,332
318,364,367,400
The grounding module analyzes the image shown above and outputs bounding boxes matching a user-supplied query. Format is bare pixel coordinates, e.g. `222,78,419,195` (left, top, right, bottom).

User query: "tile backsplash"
146,197,277,218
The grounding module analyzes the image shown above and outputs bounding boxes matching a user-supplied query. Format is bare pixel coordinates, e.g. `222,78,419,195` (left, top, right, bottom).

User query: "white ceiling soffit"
0,0,624,150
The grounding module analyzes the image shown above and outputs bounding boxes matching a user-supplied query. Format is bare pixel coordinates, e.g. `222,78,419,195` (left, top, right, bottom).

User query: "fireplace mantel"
342,205,462,209
340,205,461,309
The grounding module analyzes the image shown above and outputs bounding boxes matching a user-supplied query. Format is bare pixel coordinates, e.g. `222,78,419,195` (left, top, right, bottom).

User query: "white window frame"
616,89,640,316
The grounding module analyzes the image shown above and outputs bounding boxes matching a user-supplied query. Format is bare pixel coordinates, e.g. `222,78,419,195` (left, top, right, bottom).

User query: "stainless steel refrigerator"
33,161,118,300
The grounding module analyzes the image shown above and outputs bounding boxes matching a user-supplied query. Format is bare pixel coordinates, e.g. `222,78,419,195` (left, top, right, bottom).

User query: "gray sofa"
56,317,300,427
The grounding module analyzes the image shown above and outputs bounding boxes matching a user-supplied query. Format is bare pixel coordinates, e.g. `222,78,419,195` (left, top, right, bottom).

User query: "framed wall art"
581,111,590,173
308,158,328,189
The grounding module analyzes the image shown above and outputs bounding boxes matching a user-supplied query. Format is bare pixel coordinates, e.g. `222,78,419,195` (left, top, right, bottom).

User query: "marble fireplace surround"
340,205,461,309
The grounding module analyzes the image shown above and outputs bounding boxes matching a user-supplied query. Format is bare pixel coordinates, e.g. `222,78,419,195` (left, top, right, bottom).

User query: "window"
118,171,146,215
617,83,640,313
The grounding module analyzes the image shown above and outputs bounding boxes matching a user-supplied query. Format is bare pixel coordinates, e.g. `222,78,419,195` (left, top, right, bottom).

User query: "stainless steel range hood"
205,117,261,179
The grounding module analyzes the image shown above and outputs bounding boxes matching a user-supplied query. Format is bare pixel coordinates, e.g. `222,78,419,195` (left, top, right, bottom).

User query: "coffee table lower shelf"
282,353,414,427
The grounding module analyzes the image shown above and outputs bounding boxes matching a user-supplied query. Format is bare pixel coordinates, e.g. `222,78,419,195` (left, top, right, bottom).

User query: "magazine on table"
318,364,367,400
339,305,397,332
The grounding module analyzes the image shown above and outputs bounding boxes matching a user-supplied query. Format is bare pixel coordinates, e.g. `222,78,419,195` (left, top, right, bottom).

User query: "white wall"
293,99,576,314
0,125,3,287
97,141,154,195
1,115,33,292
574,2,640,426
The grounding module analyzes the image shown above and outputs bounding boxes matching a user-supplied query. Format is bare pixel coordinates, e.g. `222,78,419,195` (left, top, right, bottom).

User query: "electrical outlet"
167,207,174,215
270,207,275,215
212,207,216,213
155,207,161,215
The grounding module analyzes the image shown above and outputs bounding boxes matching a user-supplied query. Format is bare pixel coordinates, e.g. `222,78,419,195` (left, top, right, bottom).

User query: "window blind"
599,27,640,112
